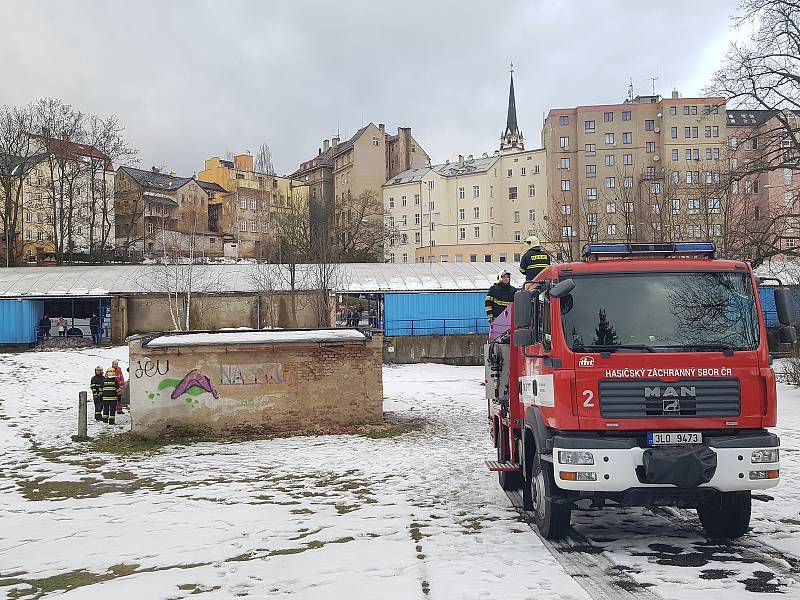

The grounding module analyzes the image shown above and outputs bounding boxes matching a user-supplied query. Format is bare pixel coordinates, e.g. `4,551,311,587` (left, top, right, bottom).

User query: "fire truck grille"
598,378,741,419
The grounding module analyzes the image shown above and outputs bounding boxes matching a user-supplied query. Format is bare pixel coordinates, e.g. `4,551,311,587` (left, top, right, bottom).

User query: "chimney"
234,153,254,172
332,136,339,147
322,139,330,152
151,166,159,173
482,152,488,158
672,89,680,99
169,171,176,177
458,154,464,167
467,154,473,161
494,150,500,157
378,123,385,134
445,159,450,165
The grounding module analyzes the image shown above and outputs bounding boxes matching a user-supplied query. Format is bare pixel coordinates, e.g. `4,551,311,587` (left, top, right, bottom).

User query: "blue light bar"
581,242,716,260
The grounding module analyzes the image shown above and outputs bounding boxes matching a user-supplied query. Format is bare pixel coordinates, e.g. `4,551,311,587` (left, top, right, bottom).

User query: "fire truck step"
486,460,521,472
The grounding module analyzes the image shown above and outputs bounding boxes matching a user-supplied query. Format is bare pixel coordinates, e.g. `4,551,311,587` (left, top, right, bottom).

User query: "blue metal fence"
384,317,489,336
383,292,488,336
0,299,44,344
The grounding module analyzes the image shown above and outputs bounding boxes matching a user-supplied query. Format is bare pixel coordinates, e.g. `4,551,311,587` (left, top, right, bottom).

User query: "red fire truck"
486,242,796,539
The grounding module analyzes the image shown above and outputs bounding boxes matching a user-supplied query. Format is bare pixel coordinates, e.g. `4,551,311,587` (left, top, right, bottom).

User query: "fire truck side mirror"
513,290,534,328
548,278,575,299
774,287,795,327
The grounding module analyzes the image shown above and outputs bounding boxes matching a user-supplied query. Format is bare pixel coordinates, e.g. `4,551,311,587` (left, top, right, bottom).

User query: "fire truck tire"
531,452,571,540
697,491,751,539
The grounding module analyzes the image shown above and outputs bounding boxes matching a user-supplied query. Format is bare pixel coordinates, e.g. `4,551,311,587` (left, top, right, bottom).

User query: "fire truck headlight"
751,449,779,463
558,451,594,465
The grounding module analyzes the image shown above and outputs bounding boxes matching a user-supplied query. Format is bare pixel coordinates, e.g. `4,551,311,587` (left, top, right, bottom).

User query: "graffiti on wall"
220,363,284,386
133,359,170,378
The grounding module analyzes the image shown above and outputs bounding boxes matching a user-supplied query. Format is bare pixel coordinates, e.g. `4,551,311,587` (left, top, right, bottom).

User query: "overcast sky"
0,0,741,177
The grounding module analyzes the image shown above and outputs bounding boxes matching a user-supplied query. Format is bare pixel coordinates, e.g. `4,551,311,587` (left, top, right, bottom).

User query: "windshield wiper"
574,343,656,353
653,343,737,355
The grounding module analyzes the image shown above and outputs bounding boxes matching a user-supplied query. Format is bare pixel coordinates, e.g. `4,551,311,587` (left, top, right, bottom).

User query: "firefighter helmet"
497,268,511,283
525,235,540,247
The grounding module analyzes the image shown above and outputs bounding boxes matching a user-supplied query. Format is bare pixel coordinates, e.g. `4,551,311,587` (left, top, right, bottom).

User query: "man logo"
644,386,696,398
578,356,594,367
662,399,681,412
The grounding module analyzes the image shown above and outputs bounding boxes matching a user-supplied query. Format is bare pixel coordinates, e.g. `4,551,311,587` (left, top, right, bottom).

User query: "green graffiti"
157,378,181,391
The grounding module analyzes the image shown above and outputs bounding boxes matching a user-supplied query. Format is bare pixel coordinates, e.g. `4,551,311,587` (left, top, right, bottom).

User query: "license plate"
647,431,703,445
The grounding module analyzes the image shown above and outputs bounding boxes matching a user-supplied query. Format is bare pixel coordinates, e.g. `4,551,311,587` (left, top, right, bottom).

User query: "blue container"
0,299,44,344
384,292,489,336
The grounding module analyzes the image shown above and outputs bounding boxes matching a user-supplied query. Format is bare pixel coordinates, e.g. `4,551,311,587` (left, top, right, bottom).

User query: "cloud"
0,0,737,176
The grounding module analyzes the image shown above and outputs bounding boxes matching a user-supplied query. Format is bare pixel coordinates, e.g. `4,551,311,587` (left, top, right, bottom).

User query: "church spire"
500,63,524,153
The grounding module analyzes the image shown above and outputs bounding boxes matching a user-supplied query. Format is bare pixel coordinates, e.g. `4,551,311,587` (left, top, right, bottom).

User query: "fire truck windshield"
561,271,760,352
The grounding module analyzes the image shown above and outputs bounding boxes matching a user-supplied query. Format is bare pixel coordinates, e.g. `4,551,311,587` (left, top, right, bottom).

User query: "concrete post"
72,391,90,442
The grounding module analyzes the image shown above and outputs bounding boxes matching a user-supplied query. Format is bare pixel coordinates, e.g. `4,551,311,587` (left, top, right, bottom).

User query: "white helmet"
525,235,540,247
497,268,511,283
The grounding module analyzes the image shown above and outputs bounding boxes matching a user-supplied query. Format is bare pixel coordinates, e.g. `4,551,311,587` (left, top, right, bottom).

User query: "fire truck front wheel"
697,490,751,539
530,453,571,540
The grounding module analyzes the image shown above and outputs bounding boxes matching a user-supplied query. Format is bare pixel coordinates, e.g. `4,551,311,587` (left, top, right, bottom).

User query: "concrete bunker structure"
128,329,383,438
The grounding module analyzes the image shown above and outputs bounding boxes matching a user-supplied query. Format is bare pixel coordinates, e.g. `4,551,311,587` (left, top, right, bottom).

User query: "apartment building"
291,123,429,245
114,166,226,256
543,91,728,259
726,109,800,250
383,71,547,264
198,154,308,259
17,138,116,262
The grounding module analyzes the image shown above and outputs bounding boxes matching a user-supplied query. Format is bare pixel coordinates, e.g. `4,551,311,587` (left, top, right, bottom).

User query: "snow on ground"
0,348,589,600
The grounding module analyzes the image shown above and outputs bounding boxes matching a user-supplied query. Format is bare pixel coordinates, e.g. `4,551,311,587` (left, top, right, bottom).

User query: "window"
705,126,712,138
490,207,494,218
693,148,700,161
473,185,480,198
485,254,492,262
622,111,631,121
705,171,713,184
508,186,518,199
37,231,43,241
402,253,408,262
604,133,615,145
623,176,633,188
251,222,258,232
712,126,719,138
684,126,692,139
753,179,760,193
685,148,692,160
622,132,632,144
262,223,268,233
586,164,597,178
587,212,597,225
670,106,677,116
561,204,572,215
401,195,407,207
691,105,698,115
585,143,596,156
372,136,379,146
605,176,615,188
745,138,758,151
706,148,712,160
672,199,681,214
624,201,634,213
514,230,521,242
586,187,597,201
250,198,257,210
671,127,678,139
562,225,573,237
604,154,615,166
559,115,569,126
646,141,655,153
607,223,617,235
672,149,679,161
521,167,526,176
713,148,719,160
415,232,421,243
239,198,247,209
415,213,420,224
730,137,738,149
428,201,435,211
651,182,661,194
626,224,635,235
683,105,690,116
604,111,613,122
529,209,535,222
651,203,661,214
473,226,480,238
147,222,154,235
560,157,570,170
458,208,465,220
623,153,633,165
507,169,513,177
388,197,395,208
459,227,465,240
414,193,420,205
707,198,720,214
473,206,480,218
692,127,698,138
671,171,680,184
490,185,494,198
499,254,507,263
401,215,407,226
585,120,596,133
561,180,570,191
458,187,465,199
239,221,246,232
528,184,535,197
514,210,520,223
645,119,655,131
560,136,569,149
470,254,477,263
606,202,616,213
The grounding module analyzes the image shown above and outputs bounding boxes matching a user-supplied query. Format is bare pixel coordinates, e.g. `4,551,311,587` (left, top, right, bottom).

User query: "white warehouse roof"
0,262,526,298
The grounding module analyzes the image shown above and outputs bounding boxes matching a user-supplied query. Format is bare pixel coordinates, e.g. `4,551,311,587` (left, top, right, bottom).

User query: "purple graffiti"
171,369,219,399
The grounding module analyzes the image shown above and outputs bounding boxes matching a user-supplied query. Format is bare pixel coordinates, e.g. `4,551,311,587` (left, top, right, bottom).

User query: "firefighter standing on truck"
519,235,551,281
101,368,121,425
485,269,517,323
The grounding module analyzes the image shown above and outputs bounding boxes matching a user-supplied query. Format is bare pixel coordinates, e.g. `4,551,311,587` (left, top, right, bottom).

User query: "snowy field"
0,348,799,599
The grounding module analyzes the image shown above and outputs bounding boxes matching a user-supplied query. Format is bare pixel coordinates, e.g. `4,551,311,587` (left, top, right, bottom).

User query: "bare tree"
334,189,390,262
254,143,275,176
0,104,44,267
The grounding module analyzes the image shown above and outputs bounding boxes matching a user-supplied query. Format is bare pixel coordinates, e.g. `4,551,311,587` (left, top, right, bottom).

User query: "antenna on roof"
650,75,659,96
627,78,634,102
